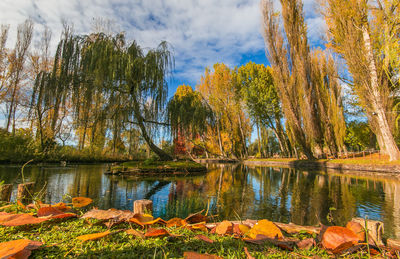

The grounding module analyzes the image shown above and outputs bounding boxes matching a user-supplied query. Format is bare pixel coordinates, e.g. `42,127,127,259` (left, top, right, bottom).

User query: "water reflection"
0,163,399,238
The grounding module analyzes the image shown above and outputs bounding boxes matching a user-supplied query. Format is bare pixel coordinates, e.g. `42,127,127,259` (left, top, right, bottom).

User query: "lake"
1,163,399,238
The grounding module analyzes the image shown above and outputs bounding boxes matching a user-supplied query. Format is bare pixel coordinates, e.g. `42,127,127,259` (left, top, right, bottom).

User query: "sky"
0,0,327,97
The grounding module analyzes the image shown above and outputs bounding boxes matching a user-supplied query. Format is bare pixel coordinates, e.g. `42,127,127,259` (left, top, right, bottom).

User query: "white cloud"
0,0,325,88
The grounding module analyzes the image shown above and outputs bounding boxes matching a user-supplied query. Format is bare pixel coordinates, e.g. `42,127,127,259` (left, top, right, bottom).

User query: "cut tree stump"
17,182,35,203
351,218,384,246
0,184,12,202
133,199,153,214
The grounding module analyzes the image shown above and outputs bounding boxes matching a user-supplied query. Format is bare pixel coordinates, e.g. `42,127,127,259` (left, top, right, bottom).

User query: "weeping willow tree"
31,27,174,160
167,84,214,156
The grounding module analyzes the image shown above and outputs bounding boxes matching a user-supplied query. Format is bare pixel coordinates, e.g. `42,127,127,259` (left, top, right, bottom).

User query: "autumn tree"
197,63,251,159
167,84,214,157
261,0,345,159
237,62,290,156
4,20,33,134
321,0,400,160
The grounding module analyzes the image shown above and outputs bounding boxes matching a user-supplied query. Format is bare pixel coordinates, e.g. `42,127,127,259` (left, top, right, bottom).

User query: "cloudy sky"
0,0,325,96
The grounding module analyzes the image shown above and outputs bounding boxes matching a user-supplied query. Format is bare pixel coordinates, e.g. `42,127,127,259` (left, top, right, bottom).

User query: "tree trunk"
132,97,172,161
237,113,248,158
257,120,262,156
216,118,226,157
362,26,400,161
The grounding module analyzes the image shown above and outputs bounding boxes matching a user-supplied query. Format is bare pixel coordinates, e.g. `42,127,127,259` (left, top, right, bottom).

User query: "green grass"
114,160,206,171
0,217,347,258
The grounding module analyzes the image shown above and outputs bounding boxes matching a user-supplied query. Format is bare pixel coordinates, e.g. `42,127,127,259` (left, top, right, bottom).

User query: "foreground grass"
0,217,379,258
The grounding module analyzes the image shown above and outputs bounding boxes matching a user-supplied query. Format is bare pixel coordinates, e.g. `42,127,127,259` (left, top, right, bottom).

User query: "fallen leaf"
17,200,26,210
247,220,284,240
49,213,77,220
166,217,186,227
187,223,208,232
215,220,233,235
0,204,12,210
195,234,214,244
77,230,111,241
233,224,251,236
126,229,144,239
244,247,255,259
72,197,93,208
296,238,315,250
0,212,48,226
244,235,295,251
144,228,170,238
346,221,365,242
183,251,222,259
321,226,359,252
185,211,207,224
37,207,63,217
0,239,42,259
52,202,71,211
82,208,135,221
132,213,154,223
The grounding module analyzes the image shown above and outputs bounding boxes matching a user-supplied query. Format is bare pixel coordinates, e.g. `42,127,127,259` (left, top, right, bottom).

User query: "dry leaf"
144,228,170,238
77,230,111,241
72,197,93,208
321,226,359,252
52,202,71,211
233,224,251,236
0,212,48,226
166,217,187,227
244,247,255,259
185,211,207,224
244,235,295,251
296,238,315,250
187,223,208,232
17,200,26,210
126,229,144,239
82,208,135,222
183,251,222,259
195,234,214,244
37,207,64,217
346,221,365,242
215,220,233,235
0,239,42,259
247,219,284,239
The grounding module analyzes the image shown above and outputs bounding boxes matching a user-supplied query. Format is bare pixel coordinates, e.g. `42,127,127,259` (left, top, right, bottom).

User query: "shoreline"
243,159,400,178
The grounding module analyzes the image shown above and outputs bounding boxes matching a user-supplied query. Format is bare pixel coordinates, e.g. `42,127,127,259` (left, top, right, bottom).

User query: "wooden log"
17,182,35,203
0,184,12,202
133,199,153,214
350,218,384,246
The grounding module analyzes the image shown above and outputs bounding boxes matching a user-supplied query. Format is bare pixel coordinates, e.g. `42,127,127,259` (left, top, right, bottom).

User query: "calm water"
1,163,400,238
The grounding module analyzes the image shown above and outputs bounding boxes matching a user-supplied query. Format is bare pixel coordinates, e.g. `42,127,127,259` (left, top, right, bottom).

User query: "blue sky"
0,0,326,98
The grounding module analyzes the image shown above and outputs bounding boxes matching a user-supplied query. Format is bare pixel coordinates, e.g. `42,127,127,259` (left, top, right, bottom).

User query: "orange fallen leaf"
187,223,208,232
37,207,63,217
49,213,77,219
72,197,93,208
346,221,365,242
166,217,187,227
52,202,71,211
0,212,48,226
132,213,154,223
195,234,214,244
0,239,42,259
244,247,255,259
185,211,207,224
183,251,222,259
144,228,170,238
77,230,111,241
17,200,26,210
215,220,233,235
126,229,145,239
247,220,284,240
141,217,166,226
233,224,251,236
296,238,315,250
321,226,359,252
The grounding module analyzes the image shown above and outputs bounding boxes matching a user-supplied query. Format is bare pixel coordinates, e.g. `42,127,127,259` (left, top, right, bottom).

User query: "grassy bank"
110,160,207,175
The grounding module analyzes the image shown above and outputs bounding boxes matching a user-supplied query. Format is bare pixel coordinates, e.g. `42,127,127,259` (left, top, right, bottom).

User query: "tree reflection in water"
0,163,399,238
